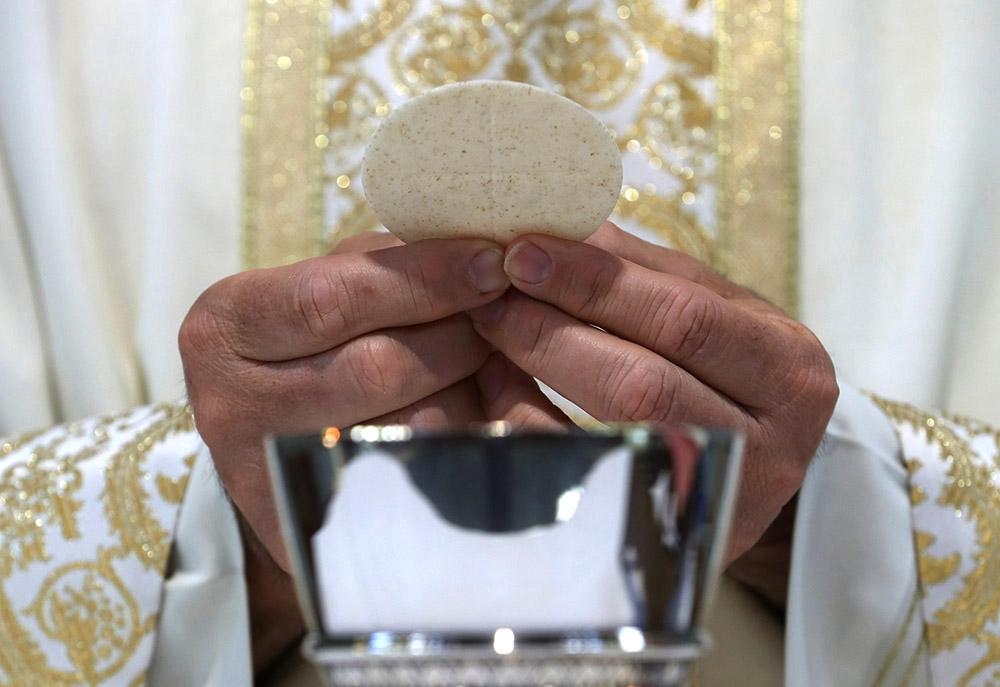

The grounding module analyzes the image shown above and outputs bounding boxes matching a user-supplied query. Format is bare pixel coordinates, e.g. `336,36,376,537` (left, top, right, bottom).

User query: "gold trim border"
242,0,329,270
715,0,800,315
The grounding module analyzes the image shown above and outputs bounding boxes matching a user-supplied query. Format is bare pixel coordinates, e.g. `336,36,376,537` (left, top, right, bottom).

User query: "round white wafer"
361,80,623,245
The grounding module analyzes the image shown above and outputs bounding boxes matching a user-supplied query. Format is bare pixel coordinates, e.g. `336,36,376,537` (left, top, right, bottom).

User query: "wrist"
235,508,306,674
724,494,797,615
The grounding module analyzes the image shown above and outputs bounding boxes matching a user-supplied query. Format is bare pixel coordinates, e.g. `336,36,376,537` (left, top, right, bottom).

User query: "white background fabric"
0,0,244,432
799,0,1000,422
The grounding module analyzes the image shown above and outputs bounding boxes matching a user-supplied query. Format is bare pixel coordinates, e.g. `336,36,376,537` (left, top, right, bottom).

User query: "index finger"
500,235,801,408
585,222,750,300
196,238,509,361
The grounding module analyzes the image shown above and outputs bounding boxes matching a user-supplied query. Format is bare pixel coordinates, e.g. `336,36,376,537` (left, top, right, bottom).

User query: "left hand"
469,222,839,565
331,232,572,432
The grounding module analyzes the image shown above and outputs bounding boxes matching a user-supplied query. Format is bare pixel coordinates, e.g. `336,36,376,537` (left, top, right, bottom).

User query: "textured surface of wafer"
361,81,623,245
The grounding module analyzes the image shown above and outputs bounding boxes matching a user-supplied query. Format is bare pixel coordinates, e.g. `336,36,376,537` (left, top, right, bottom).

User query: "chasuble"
1,0,999,685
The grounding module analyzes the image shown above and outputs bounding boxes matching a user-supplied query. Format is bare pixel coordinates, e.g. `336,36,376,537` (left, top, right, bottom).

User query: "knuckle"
802,351,840,412
399,258,439,317
564,253,618,316
653,287,716,363
788,333,839,408
520,309,556,370
187,386,235,449
293,266,355,344
613,358,678,423
350,335,409,403
177,302,218,361
178,285,238,363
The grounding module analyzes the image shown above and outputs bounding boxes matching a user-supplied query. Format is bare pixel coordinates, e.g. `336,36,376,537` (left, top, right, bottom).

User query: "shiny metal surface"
268,424,743,687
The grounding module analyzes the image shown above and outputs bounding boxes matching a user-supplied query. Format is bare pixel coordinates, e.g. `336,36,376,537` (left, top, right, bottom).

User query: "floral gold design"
871,396,1000,686
914,531,962,587
615,184,714,262
319,0,721,264
389,5,499,96
244,0,801,314
0,402,197,686
101,403,196,572
0,444,85,576
536,9,646,109
22,549,149,684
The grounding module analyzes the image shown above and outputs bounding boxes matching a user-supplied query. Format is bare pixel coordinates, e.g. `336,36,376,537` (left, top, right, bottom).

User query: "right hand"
179,237,514,570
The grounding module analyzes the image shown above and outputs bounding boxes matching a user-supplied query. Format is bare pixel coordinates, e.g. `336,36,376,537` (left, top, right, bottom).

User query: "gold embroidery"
242,0,330,269
23,548,147,684
715,0,800,314
328,0,413,69
537,10,646,109
0,441,85,575
102,404,196,572
0,402,197,686
616,184,714,263
624,0,713,72
914,531,961,587
0,428,48,455
244,0,800,316
945,411,1000,457
871,396,1000,685
959,632,1000,687
154,453,197,506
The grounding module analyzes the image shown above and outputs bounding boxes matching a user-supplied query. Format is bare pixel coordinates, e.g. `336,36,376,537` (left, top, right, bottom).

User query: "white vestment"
1,0,999,685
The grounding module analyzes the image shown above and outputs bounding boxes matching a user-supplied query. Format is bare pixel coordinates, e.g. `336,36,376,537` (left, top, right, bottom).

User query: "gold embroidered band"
242,0,800,314
242,0,330,269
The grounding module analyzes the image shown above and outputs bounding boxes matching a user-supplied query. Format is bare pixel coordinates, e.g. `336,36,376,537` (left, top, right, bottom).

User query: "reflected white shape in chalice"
312,446,634,634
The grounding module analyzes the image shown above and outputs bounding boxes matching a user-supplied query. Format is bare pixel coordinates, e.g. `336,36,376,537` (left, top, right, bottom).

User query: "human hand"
331,234,571,433
179,238,517,569
178,236,522,670
469,222,839,567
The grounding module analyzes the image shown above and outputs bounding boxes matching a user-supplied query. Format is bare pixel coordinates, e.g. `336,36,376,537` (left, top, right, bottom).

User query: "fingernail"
469,248,508,293
505,241,552,284
468,298,506,326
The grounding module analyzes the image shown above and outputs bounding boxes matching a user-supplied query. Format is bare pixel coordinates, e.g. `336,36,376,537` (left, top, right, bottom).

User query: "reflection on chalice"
268,422,742,687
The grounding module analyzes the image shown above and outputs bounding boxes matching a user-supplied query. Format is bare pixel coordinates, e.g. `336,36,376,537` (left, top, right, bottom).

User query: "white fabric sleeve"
0,134,55,432
786,383,929,687
147,447,254,687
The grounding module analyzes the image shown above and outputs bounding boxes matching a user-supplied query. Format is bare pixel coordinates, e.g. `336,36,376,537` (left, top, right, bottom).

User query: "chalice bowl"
268,423,743,687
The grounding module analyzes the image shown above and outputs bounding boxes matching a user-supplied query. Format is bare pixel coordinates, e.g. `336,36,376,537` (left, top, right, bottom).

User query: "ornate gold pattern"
0,402,198,686
101,403,196,571
871,396,1000,686
0,441,84,576
914,531,961,587
23,549,147,684
242,0,330,269
154,453,195,506
715,0,799,313
242,0,800,313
